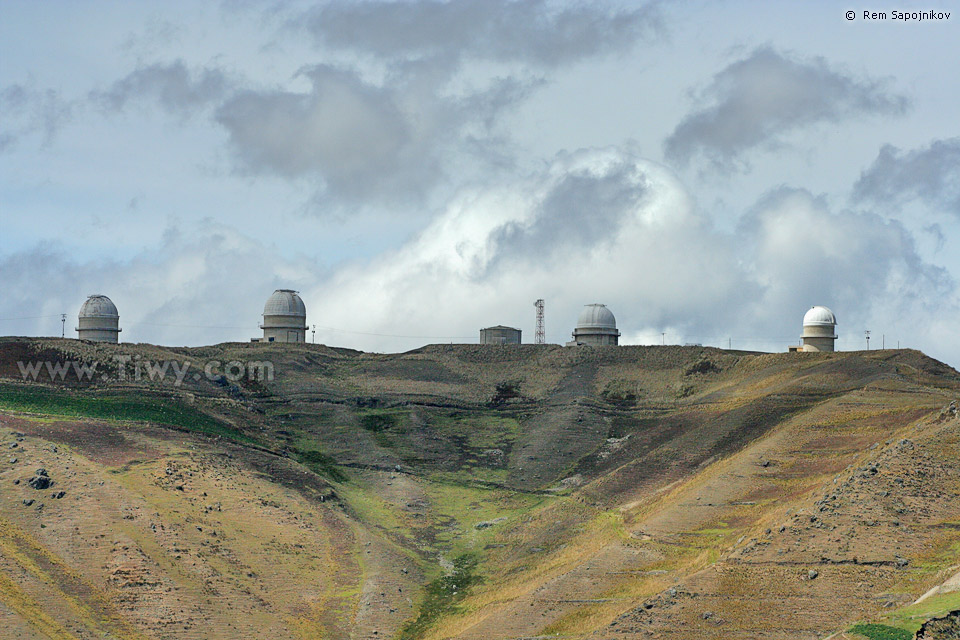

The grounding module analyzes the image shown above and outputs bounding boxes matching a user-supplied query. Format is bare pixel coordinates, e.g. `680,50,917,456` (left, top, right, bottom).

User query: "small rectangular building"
480,325,522,345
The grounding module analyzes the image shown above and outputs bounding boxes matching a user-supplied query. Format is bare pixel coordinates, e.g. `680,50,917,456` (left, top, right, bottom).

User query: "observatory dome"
79,295,119,319
569,304,620,346
576,304,617,330
76,295,121,343
799,305,837,352
803,306,837,327
260,289,307,343
263,289,306,317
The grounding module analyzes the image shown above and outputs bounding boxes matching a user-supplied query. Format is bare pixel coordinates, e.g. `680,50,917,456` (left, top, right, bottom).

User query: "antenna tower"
534,299,545,345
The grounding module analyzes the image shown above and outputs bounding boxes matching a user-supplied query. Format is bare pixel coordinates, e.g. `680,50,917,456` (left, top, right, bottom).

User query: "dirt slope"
1,338,959,639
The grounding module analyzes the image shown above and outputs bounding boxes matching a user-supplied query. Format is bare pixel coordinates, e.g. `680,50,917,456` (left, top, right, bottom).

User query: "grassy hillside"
0,337,958,639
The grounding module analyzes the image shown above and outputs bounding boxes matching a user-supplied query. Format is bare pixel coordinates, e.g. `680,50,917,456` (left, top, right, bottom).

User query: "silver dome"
576,304,617,330
263,289,306,317
79,295,119,318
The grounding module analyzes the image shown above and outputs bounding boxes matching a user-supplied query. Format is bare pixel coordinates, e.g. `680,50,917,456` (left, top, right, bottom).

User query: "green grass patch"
399,554,482,640
293,449,348,483
847,623,913,640
357,408,409,432
0,383,255,443
875,589,960,633
334,480,411,540
430,412,520,449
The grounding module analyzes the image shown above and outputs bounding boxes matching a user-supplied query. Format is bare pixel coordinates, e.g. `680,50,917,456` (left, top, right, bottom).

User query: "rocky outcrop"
915,609,960,639
28,468,52,490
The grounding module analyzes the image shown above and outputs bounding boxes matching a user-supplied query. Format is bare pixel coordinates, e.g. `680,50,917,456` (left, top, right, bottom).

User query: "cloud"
0,83,75,152
663,47,908,171
90,2,660,209
215,65,415,198
298,0,661,66
93,61,231,115
852,138,960,216
214,60,536,205
737,187,951,332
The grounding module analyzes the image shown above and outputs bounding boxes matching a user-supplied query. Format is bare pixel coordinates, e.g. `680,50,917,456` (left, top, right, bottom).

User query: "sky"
1,0,958,366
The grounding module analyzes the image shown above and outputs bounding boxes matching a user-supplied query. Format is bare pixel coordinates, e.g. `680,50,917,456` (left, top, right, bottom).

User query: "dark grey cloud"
91,2,659,209
94,61,231,115
664,47,908,171
214,62,535,203
489,160,648,266
0,83,74,152
299,0,661,66
852,138,960,216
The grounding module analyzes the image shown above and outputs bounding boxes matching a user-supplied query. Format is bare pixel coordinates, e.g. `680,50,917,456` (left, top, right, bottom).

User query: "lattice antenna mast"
534,299,545,345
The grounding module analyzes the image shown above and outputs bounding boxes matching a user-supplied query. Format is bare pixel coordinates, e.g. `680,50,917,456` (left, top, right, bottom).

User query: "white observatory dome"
79,294,119,319
803,306,837,327
263,289,306,317
576,304,617,330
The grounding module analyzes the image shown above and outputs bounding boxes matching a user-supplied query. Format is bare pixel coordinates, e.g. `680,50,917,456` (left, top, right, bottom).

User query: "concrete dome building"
76,295,121,343
569,303,620,346
801,306,837,352
260,289,307,343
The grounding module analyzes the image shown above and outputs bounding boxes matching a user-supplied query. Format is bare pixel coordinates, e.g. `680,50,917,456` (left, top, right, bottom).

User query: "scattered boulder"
808,569,818,580
52,491,66,499
475,517,507,530
479,449,506,467
28,469,52,490
22,499,34,506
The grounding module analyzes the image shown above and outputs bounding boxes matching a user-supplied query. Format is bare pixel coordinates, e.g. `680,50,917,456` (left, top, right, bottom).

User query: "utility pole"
312,325,316,344
882,334,885,350
661,332,665,346
60,314,66,338
534,299,545,345
865,330,871,350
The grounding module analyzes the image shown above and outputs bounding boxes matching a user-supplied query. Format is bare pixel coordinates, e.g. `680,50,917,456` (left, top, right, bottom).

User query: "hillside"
0,337,959,639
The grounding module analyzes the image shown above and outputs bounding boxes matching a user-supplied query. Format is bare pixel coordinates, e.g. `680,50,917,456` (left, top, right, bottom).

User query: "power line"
131,321,253,330
314,326,476,340
0,314,64,322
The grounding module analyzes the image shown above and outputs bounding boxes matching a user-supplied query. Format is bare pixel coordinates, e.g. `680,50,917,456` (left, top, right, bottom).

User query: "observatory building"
258,289,307,343
76,295,121,343
796,306,838,352
480,325,521,344
567,304,620,346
